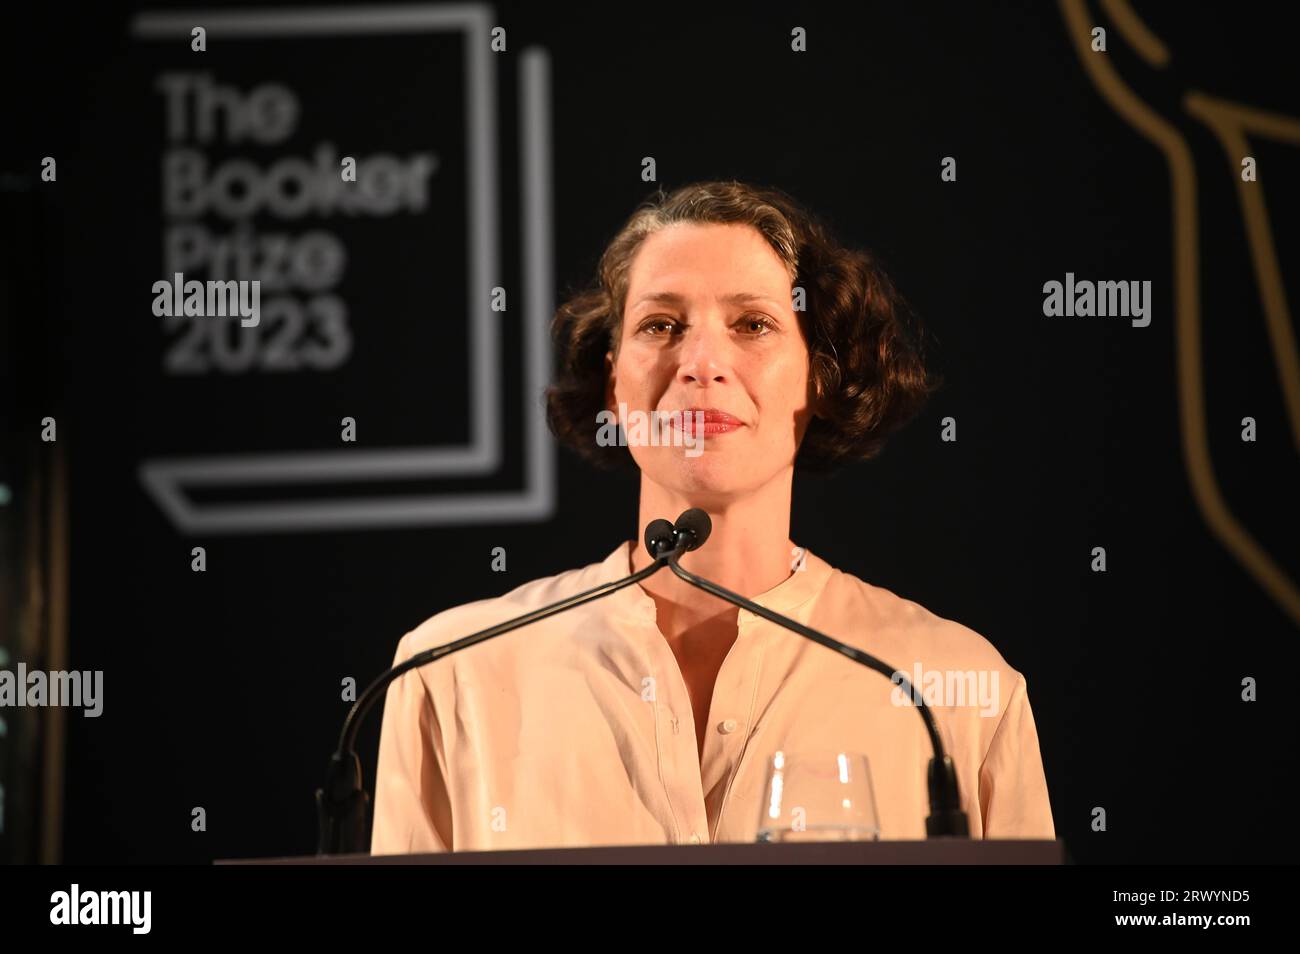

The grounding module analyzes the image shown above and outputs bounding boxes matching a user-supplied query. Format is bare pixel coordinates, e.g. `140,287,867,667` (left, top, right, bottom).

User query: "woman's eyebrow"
629,291,784,309
720,292,781,307
629,291,687,309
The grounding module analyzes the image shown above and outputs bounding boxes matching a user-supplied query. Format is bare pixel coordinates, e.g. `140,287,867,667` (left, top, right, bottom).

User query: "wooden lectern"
219,840,1066,865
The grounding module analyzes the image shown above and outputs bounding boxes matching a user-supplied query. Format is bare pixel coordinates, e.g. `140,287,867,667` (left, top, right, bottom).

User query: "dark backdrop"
2,0,1297,864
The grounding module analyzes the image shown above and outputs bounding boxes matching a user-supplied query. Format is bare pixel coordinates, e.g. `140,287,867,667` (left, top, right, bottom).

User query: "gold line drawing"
1061,0,1300,627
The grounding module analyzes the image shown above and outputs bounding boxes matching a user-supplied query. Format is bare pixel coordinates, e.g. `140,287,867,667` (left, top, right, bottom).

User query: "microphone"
672,508,711,551
316,519,693,855
644,510,710,559
657,508,970,838
643,518,675,558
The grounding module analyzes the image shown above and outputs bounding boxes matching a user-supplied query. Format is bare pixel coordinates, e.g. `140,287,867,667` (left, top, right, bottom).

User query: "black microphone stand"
651,514,970,838
314,534,692,855
316,514,969,855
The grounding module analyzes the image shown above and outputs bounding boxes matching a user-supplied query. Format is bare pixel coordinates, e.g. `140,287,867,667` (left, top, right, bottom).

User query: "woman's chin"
645,450,752,497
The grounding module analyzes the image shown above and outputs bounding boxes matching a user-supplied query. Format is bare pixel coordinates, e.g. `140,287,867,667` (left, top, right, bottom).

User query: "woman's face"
606,221,815,499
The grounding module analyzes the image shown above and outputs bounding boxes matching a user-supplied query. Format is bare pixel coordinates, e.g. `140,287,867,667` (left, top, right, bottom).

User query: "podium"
219,839,1066,865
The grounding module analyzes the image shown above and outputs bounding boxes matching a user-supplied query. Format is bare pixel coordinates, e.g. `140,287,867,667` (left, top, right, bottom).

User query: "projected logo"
130,4,555,533
1063,0,1300,628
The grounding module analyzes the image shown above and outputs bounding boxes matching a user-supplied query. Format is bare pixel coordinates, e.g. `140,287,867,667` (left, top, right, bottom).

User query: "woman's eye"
638,315,773,337
640,317,678,336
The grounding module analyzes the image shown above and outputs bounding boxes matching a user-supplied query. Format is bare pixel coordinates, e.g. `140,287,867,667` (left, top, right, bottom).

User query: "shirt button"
689,833,702,844
718,719,738,734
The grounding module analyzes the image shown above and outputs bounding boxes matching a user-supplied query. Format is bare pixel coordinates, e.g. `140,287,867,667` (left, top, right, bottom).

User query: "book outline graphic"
131,4,556,533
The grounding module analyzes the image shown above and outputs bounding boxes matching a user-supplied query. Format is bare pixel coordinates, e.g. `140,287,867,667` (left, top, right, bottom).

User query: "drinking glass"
756,749,880,842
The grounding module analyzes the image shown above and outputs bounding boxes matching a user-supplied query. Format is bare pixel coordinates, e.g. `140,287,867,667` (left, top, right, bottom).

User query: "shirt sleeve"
977,671,1056,839
371,632,453,854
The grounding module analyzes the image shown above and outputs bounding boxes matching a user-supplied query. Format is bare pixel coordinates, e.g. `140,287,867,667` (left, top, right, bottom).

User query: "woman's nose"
676,317,731,384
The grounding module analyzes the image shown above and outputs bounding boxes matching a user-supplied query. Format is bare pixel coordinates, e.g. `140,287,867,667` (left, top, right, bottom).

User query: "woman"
371,181,1055,852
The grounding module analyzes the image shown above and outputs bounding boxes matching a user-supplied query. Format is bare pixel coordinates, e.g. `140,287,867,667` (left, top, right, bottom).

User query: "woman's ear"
808,368,824,420
604,350,617,416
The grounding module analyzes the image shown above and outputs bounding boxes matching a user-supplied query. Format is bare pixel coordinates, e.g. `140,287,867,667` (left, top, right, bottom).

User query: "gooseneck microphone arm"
655,509,970,838
315,532,688,855
317,510,968,854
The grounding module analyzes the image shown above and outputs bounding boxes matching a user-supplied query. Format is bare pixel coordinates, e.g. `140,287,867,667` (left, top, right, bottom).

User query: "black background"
2,0,1297,864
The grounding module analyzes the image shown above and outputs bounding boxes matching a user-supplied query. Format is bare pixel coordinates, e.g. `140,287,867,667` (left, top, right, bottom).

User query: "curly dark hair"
545,180,941,472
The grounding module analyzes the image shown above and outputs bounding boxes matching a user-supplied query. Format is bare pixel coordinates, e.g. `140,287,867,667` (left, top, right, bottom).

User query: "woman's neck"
629,469,798,629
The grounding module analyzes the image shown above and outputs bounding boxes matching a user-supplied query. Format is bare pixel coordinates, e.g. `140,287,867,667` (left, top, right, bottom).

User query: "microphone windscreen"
674,508,712,551
644,518,675,558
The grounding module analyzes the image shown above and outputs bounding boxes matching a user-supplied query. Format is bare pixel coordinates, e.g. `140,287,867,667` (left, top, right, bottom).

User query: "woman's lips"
670,409,745,436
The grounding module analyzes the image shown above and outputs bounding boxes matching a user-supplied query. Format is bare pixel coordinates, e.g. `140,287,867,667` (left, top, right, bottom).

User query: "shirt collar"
597,539,833,624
